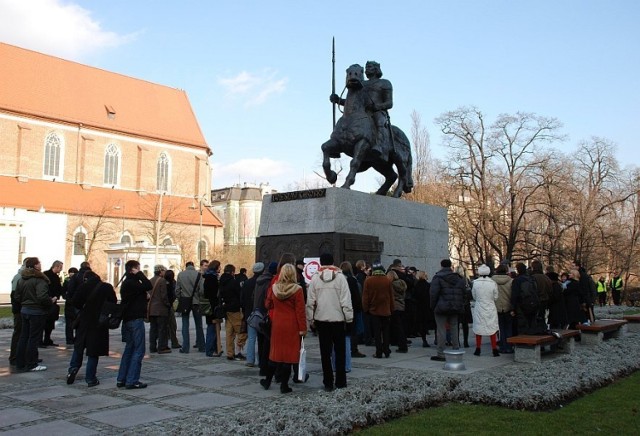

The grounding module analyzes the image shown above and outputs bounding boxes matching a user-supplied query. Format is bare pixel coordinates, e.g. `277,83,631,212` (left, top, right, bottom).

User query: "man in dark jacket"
117,260,152,389
510,263,546,335
430,259,466,361
220,264,247,360
42,260,63,347
64,262,91,345
254,262,276,375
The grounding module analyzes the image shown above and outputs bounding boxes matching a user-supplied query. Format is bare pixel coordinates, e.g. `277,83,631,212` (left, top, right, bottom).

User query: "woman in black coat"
564,269,587,329
413,271,434,347
66,271,117,387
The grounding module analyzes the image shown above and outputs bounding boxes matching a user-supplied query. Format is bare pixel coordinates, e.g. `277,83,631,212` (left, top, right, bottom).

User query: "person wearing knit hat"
471,264,500,357
362,261,395,358
242,262,265,367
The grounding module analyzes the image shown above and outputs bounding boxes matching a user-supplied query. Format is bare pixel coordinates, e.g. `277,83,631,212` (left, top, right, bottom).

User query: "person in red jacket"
260,264,307,394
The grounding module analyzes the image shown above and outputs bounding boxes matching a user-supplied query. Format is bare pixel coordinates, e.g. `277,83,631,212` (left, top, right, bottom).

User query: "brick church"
0,42,222,293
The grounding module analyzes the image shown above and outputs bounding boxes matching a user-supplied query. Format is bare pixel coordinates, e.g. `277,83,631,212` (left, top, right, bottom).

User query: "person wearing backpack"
510,263,545,335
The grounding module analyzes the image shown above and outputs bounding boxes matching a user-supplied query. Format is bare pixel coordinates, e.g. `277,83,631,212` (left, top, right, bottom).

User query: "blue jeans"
246,324,258,365
181,307,204,353
69,347,98,383
205,323,217,356
16,312,45,369
118,319,146,385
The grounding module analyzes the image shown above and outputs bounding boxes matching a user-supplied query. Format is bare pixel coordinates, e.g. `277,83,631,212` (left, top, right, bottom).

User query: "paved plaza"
0,318,511,434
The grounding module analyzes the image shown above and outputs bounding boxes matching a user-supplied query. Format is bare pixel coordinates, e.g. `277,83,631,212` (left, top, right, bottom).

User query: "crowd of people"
8,253,625,392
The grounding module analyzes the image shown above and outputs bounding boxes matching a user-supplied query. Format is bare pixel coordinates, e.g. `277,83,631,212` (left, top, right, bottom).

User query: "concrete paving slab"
143,369,201,380
85,404,180,428
42,394,131,413
117,383,197,399
161,392,248,410
0,419,98,436
182,375,239,388
5,386,82,402
0,407,48,427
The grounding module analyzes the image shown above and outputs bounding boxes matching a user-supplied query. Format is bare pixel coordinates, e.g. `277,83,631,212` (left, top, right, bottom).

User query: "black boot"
492,349,500,357
280,383,292,394
260,376,272,390
473,348,481,356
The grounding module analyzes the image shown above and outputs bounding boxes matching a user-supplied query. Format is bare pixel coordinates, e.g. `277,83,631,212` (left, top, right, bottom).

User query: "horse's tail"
391,125,414,192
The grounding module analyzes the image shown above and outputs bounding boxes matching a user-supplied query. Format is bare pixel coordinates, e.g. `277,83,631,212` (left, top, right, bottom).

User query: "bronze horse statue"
321,64,413,197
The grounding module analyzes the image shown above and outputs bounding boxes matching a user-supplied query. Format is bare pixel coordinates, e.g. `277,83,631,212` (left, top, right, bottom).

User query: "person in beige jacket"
491,264,513,353
306,253,353,392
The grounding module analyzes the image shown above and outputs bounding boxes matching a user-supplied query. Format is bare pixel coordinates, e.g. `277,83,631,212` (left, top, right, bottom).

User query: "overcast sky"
1,0,638,192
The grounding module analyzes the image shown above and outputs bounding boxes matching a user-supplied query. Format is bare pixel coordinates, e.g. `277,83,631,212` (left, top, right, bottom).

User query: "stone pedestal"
256,188,449,274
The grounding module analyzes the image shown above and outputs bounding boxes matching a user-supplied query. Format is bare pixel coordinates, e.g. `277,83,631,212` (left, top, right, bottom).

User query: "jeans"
69,347,99,383
205,323,218,356
16,312,45,369
9,313,22,364
118,319,146,386
181,307,204,353
315,320,347,389
246,324,258,365
434,313,459,357
497,311,514,352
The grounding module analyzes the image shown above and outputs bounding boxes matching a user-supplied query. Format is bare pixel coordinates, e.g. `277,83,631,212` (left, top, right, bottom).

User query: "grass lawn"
0,304,66,319
360,371,640,435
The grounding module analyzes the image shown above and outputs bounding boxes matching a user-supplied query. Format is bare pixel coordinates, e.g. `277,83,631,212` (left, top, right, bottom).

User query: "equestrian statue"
321,60,413,197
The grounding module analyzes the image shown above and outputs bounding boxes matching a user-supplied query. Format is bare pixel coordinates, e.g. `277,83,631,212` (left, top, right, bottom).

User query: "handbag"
213,304,226,320
145,278,161,322
99,301,122,330
297,337,307,382
48,303,61,321
175,273,201,315
247,308,265,331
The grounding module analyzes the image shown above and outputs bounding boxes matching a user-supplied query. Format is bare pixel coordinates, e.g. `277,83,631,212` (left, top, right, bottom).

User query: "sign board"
302,257,321,283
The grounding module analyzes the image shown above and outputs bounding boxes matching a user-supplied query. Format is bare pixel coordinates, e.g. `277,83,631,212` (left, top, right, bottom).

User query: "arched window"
73,231,86,256
43,132,63,178
162,237,173,246
198,240,207,260
121,234,131,245
157,152,170,192
104,144,120,185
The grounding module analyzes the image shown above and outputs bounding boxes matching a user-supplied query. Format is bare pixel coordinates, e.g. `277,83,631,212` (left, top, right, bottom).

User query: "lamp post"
154,191,165,266
191,194,206,260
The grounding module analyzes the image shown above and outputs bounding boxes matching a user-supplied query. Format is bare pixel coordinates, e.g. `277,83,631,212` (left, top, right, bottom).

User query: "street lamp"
191,194,206,260
154,191,165,266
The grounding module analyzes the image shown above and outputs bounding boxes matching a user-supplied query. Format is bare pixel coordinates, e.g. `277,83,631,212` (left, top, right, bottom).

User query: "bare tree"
68,200,119,263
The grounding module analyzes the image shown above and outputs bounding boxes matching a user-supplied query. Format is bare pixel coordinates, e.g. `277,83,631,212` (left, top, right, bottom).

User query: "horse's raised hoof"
340,183,352,190
326,171,337,184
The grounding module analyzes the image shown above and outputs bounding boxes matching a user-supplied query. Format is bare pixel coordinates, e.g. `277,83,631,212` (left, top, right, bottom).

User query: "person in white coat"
471,265,500,357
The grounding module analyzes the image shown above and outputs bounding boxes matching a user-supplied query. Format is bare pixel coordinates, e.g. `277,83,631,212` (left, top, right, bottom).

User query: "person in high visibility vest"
596,276,607,307
609,273,623,306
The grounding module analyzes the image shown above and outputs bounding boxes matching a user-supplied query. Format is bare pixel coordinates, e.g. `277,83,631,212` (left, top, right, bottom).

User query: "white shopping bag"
298,337,307,382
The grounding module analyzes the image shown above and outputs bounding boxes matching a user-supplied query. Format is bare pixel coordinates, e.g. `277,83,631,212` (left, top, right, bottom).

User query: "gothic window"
162,237,173,246
73,231,86,256
157,152,170,192
121,234,131,245
43,132,62,178
104,144,120,185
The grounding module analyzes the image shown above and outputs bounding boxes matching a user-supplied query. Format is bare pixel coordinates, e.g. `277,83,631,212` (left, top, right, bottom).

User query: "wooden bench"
578,319,628,345
507,329,580,364
623,314,640,333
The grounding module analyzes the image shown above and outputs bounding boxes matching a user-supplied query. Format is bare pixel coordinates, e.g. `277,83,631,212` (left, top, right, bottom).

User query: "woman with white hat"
471,264,500,357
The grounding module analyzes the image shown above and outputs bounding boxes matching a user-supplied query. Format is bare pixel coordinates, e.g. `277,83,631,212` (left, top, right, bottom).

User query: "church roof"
0,42,209,151
0,176,222,227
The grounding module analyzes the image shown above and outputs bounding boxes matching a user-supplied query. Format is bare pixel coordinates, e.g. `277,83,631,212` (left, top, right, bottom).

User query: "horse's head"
345,64,364,90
